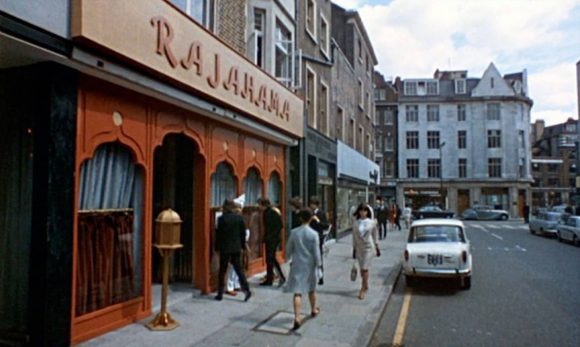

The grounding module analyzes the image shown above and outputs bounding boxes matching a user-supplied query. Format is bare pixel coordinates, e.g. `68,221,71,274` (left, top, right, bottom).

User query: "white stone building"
395,63,533,218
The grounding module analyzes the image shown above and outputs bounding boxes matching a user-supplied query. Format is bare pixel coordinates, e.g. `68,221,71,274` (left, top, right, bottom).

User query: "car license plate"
427,254,443,266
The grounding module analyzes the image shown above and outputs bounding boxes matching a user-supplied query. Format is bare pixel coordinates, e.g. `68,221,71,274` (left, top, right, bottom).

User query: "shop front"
0,1,302,345
336,141,379,235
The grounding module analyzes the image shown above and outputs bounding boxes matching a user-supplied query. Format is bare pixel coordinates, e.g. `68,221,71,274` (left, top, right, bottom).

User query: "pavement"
80,227,408,347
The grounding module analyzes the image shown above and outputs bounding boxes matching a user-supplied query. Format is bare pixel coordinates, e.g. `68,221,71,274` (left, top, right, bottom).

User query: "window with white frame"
458,158,467,178
455,79,466,94
366,91,371,117
376,135,383,152
404,81,417,95
275,20,292,87
358,79,364,109
319,15,329,56
405,105,418,122
426,81,439,95
488,158,502,178
428,159,441,178
384,136,394,151
384,159,394,177
306,0,316,40
406,131,419,149
384,109,394,125
374,89,386,100
319,82,329,135
427,105,439,122
252,8,265,67
427,131,440,149
457,104,466,121
337,107,344,141
487,103,500,120
171,0,215,29
458,130,467,149
306,67,316,128
407,159,419,178
359,126,364,152
487,129,501,148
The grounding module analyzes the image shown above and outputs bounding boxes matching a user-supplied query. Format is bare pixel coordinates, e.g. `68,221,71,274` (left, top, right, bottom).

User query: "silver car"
529,212,561,236
461,205,509,221
557,215,580,246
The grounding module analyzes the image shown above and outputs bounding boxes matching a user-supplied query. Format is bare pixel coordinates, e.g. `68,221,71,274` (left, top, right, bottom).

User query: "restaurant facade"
0,1,302,345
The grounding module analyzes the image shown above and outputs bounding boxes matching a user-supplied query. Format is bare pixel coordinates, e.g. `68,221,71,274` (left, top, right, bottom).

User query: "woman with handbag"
352,203,380,300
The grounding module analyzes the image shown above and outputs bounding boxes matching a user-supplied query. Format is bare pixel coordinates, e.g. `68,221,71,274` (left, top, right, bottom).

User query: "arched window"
76,143,144,316
210,162,236,207
243,167,262,206
268,172,282,206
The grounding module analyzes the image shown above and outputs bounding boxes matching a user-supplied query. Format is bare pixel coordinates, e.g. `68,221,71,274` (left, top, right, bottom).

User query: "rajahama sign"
72,0,303,138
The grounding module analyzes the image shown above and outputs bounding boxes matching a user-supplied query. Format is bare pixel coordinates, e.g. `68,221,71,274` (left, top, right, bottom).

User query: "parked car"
403,219,472,290
556,215,580,246
461,205,509,221
529,212,561,236
412,205,455,219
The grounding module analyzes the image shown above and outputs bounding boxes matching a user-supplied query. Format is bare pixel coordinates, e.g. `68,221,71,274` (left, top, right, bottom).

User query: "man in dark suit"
308,196,329,285
215,199,252,301
258,197,286,287
374,198,389,239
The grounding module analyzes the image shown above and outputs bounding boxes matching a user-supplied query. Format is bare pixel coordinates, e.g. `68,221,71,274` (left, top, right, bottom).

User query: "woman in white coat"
352,203,380,300
284,208,322,330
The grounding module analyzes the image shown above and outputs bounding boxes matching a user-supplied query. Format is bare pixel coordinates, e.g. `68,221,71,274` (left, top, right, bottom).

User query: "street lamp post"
439,141,446,208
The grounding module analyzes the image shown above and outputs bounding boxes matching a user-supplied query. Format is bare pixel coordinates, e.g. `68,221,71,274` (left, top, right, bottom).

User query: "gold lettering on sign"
181,41,203,75
149,16,293,125
223,66,240,95
150,16,178,68
207,53,221,88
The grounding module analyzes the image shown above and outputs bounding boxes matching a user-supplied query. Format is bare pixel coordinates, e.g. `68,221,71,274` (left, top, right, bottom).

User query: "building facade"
331,4,379,234
373,71,399,202
396,63,533,217
0,0,303,345
531,118,578,208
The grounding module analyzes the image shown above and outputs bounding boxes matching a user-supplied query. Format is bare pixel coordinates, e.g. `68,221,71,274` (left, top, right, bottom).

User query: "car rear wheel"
574,235,580,247
460,276,471,290
529,227,535,235
557,232,562,242
500,214,508,221
405,275,416,287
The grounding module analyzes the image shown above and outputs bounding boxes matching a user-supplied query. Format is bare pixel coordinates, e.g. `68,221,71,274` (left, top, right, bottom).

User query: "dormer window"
455,79,466,94
404,81,417,95
426,81,439,95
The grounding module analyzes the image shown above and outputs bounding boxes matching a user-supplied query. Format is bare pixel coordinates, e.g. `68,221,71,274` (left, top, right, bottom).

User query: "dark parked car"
461,205,509,221
412,205,455,219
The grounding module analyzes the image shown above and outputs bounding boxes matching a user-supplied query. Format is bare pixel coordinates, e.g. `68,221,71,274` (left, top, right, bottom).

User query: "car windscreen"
546,214,561,221
409,225,465,243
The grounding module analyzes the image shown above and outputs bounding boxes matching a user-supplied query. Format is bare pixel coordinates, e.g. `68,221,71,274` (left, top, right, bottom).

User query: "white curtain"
244,168,262,206
268,172,281,206
211,162,236,207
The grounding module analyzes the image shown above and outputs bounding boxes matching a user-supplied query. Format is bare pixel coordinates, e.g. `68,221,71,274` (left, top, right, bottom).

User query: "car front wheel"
529,227,535,235
405,275,416,287
460,276,471,290
500,214,508,221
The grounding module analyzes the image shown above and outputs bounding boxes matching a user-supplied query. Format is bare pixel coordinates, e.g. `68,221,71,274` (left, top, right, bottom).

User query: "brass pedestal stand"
146,244,183,331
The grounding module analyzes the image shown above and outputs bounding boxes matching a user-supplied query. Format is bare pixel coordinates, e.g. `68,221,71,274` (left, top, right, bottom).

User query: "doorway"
153,134,198,283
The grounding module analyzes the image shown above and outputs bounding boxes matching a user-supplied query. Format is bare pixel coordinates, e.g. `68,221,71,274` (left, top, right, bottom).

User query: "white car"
557,215,580,246
529,211,562,236
403,219,472,289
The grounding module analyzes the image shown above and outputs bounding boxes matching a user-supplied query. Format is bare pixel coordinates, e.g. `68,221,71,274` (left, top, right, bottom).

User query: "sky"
332,0,580,126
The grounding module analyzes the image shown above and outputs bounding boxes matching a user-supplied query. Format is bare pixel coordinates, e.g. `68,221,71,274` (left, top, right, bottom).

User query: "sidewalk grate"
253,310,307,335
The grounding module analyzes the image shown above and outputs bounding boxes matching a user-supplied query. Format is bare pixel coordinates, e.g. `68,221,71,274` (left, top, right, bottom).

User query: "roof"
411,219,465,228
332,3,378,65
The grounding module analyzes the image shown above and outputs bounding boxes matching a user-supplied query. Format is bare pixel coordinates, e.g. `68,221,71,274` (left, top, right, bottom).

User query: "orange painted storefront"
69,0,302,343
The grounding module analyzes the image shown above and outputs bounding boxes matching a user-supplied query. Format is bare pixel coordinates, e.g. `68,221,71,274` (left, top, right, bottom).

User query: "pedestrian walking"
352,203,380,300
388,203,397,230
225,202,250,296
258,197,286,287
214,199,252,302
374,198,388,239
308,196,329,285
289,196,303,230
402,205,412,229
395,204,402,231
284,208,322,330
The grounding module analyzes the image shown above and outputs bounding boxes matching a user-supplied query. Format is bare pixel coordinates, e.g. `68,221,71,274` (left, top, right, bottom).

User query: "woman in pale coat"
352,203,380,300
284,208,322,330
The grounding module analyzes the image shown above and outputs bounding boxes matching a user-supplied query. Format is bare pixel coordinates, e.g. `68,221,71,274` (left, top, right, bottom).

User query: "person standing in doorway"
258,197,286,287
289,196,303,230
308,196,329,285
285,208,322,330
215,199,252,302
